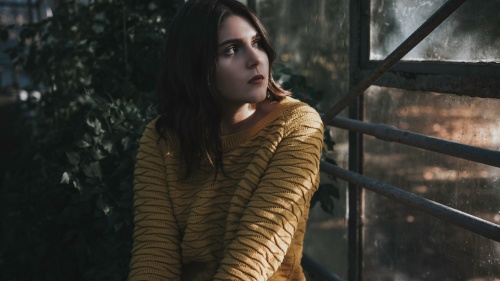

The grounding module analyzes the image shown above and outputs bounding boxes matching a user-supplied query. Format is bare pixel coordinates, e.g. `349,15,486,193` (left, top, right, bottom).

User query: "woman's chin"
242,92,267,105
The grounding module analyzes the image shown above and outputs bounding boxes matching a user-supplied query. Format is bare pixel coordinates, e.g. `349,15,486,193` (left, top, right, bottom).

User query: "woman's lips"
248,74,265,84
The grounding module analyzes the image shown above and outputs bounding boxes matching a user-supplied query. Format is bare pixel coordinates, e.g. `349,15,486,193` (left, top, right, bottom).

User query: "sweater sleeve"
128,123,182,281
213,106,324,280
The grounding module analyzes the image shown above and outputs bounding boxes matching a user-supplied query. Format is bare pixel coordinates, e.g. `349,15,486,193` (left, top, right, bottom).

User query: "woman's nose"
246,48,262,69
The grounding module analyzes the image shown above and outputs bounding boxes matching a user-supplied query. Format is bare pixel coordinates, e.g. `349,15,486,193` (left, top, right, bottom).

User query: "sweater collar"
220,97,291,150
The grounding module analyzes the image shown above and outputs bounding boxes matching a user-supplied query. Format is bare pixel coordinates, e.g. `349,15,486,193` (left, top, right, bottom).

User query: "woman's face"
215,15,269,109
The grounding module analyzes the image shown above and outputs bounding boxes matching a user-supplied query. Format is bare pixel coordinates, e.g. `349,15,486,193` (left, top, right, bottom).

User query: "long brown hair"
155,0,289,178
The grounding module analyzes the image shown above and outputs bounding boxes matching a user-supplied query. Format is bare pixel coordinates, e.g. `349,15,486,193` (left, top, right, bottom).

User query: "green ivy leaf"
81,161,102,180
121,136,131,150
60,172,71,184
91,147,106,160
87,117,105,135
97,195,112,216
72,178,82,192
77,140,91,148
66,151,80,165
101,139,116,154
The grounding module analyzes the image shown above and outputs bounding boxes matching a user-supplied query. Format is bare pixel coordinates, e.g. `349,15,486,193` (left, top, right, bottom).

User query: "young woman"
128,0,323,280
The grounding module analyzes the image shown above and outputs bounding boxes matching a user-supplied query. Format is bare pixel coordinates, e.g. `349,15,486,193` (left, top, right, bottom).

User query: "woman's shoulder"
140,117,177,146
142,117,160,138
254,97,321,131
139,117,181,156
280,96,322,125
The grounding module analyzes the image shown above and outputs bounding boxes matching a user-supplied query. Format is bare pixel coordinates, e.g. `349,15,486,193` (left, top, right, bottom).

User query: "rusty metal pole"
321,161,500,242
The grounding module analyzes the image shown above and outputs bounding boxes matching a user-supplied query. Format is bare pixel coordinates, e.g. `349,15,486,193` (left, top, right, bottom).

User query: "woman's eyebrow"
218,38,244,47
218,35,261,47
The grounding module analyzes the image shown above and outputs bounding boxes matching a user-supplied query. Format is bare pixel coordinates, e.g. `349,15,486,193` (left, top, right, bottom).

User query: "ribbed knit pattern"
128,97,324,281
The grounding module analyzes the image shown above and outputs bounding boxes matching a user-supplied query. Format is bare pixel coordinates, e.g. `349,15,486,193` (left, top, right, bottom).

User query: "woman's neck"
220,99,278,135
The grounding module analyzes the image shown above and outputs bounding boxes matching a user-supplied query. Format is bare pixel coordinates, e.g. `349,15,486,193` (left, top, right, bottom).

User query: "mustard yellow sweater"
128,97,323,281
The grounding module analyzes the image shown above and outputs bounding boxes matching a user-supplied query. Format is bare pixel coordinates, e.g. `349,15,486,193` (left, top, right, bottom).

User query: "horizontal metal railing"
302,253,345,281
320,161,500,242
329,117,500,168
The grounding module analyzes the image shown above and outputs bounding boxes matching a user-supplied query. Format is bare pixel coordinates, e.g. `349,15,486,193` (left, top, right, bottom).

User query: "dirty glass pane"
0,5,37,24
257,0,350,278
370,0,500,62
363,86,500,280
0,2,52,88
1,0,29,4
0,6,31,88
0,6,29,27
256,0,349,112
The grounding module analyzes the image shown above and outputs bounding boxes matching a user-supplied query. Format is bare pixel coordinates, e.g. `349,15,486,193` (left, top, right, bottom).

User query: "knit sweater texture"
128,97,324,281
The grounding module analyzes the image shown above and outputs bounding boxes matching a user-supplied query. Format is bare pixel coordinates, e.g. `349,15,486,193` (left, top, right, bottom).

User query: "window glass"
1,0,30,4
257,0,349,112
0,6,31,88
370,0,500,62
0,6,29,26
363,85,500,279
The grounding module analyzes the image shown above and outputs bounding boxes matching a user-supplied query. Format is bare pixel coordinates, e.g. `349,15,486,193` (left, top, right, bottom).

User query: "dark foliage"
1,0,177,280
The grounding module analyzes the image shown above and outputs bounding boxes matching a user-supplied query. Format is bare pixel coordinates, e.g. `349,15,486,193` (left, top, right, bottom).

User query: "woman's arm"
128,123,182,281
214,106,324,280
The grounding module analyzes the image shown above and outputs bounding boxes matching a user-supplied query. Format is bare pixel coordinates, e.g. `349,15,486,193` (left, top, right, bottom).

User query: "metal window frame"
358,0,500,98
338,0,500,280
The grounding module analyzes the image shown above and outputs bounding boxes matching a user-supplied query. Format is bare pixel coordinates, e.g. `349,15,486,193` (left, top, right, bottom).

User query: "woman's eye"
253,40,262,48
224,46,238,55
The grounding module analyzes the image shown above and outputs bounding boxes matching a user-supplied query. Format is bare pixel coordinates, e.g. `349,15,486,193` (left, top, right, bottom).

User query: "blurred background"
1,0,499,280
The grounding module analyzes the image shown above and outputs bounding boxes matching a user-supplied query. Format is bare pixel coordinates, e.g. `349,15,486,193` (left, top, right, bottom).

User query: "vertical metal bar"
347,104,363,281
36,0,42,22
348,0,363,280
27,0,33,23
322,0,468,122
359,0,371,68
